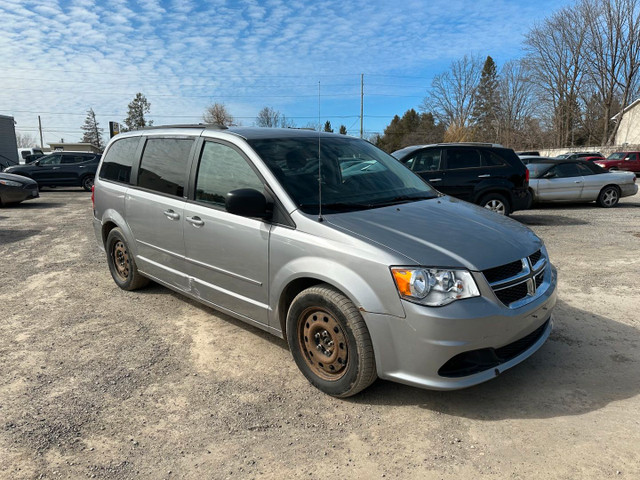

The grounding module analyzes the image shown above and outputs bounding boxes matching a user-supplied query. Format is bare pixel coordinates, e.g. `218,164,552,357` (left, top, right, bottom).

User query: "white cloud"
0,0,572,142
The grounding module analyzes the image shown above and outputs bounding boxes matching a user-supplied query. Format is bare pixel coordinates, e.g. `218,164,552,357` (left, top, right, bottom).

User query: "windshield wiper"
298,202,375,212
372,194,437,206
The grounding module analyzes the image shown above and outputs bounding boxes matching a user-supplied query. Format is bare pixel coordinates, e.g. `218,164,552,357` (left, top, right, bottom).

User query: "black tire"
105,228,149,290
81,175,94,192
597,185,620,208
286,284,377,397
479,193,511,216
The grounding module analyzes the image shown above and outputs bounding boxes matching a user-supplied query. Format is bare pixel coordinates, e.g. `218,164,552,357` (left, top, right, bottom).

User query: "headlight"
0,179,23,187
595,163,605,168
391,267,480,307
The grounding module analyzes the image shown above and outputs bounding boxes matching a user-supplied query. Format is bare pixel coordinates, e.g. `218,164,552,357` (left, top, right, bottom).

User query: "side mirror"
542,171,555,179
34,160,40,166
225,188,269,218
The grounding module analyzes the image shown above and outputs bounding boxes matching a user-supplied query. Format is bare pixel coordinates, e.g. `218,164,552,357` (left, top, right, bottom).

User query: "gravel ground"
1,187,639,479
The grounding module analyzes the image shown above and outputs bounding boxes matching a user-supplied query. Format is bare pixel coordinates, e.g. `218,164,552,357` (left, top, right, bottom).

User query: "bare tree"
525,6,589,147
203,103,234,126
16,132,38,148
496,60,537,147
422,55,482,139
255,106,294,128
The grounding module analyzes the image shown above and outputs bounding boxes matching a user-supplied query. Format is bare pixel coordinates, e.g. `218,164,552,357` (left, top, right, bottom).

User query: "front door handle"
574,181,582,184
163,209,180,220
428,178,442,182
478,174,490,178
186,216,204,227
52,167,60,170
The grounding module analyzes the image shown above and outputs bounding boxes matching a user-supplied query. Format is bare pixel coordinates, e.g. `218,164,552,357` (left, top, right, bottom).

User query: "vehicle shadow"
512,213,589,226
4,201,66,209
0,228,41,245
140,283,289,351
351,299,640,419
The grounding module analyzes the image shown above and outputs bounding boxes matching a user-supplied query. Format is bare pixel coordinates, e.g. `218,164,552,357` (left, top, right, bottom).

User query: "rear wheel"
597,186,619,208
81,175,94,192
105,228,149,290
480,193,510,216
286,284,377,397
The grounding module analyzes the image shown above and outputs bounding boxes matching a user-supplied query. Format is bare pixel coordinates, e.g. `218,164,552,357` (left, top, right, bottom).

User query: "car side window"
99,137,139,184
409,149,442,172
576,164,594,176
137,138,194,197
446,148,481,169
39,155,62,166
481,150,506,167
554,163,582,178
194,142,263,207
61,155,86,164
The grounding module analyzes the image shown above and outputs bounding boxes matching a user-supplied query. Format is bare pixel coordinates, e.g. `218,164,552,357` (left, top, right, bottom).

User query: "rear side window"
446,148,481,169
99,138,139,184
195,142,263,206
137,138,194,197
481,150,506,166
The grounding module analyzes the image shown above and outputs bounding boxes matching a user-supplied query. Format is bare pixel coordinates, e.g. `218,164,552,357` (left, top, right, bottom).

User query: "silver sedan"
527,159,637,208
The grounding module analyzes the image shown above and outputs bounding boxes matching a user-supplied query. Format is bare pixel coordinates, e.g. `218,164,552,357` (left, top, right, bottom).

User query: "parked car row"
1,152,101,198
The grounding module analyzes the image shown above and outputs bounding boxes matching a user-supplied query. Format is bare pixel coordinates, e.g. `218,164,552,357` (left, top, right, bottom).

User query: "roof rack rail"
134,123,229,131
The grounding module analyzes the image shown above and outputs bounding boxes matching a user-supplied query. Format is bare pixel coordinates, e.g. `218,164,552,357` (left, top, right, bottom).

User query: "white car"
527,159,637,208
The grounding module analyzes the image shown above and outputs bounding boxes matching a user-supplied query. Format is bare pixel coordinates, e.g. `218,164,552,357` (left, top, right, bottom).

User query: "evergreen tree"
376,109,445,153
124,93,152,131
471,56,500,142
80,108,104,150
339,125,347,135
323,120,333,133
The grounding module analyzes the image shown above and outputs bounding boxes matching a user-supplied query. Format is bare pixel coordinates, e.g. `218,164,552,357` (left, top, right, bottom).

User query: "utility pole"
38,116,44,148
360,74,364,139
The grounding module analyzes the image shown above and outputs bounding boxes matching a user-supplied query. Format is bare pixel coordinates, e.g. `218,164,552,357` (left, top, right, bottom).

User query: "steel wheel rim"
112,240,130,280
603,189,618,206
484,199,506,215
298,307,349,381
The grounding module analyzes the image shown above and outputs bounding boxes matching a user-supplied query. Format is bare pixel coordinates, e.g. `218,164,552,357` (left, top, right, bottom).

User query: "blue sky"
1,0,572,146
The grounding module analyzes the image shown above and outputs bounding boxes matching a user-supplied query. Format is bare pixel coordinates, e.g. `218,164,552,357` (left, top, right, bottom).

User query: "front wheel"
597,186,619,208
81,175,94,192
286,284,377,397
480,193,511,216
105,228,149,290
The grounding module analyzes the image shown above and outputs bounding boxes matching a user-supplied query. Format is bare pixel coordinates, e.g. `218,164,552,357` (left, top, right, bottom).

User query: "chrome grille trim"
483,249,550,309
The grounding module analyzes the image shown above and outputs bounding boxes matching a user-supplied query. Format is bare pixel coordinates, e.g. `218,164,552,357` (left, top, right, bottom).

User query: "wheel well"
601,184,621,194
277,277,324,342
476,190,511,205
101,221,118,245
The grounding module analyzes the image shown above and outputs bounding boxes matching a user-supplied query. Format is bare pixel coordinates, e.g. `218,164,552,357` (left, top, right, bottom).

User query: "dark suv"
3,152,101,191
391,143,529,215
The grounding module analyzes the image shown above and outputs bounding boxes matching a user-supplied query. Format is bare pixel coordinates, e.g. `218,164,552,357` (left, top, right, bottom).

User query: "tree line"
376,0,640,152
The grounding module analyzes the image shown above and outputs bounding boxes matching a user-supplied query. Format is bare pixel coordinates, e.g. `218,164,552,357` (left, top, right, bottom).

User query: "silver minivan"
92,126,557,397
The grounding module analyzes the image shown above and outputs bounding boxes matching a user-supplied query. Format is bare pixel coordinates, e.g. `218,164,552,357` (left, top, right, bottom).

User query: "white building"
613,98,640,145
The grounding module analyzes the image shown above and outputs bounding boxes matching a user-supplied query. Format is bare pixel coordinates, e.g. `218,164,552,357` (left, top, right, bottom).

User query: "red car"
593,152,640,173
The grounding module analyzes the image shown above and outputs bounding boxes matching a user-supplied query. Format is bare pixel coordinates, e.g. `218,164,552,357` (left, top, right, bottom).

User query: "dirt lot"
1,188,639,479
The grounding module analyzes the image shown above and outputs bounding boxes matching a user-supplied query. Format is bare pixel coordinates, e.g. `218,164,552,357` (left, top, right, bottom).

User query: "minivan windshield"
247,136,438,214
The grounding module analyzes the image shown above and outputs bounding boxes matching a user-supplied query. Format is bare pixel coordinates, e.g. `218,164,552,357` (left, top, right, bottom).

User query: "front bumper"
363,264,557,390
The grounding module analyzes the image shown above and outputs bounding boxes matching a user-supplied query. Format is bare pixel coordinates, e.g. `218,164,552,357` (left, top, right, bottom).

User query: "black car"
391,143,530,215
3,152,101,191
0,172,39,206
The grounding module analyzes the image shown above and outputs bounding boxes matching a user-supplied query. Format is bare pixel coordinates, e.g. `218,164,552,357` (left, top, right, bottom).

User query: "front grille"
483,249,547,308
438,319,550,378
495,282,528,305
483,260,523,284
529,250,542,266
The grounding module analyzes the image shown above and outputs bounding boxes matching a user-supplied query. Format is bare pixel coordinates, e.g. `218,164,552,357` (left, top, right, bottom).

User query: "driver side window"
39,155,62,166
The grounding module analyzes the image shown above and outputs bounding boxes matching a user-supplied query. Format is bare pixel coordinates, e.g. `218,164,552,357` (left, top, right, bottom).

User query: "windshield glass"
247,136,438,214
526,163,553,178
607,152,625,160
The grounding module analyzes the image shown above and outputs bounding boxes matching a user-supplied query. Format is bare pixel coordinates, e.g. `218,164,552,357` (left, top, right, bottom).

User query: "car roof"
128,124,345,141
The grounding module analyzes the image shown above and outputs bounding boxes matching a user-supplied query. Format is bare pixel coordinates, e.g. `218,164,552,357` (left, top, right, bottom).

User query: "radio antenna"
317,80,323,222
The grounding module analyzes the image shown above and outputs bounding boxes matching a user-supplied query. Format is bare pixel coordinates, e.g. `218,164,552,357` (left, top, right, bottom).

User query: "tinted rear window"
99,138,139,184
137,138,194,197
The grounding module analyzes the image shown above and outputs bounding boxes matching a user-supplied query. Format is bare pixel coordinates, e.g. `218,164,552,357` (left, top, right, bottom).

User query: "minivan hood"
324,196,542,271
